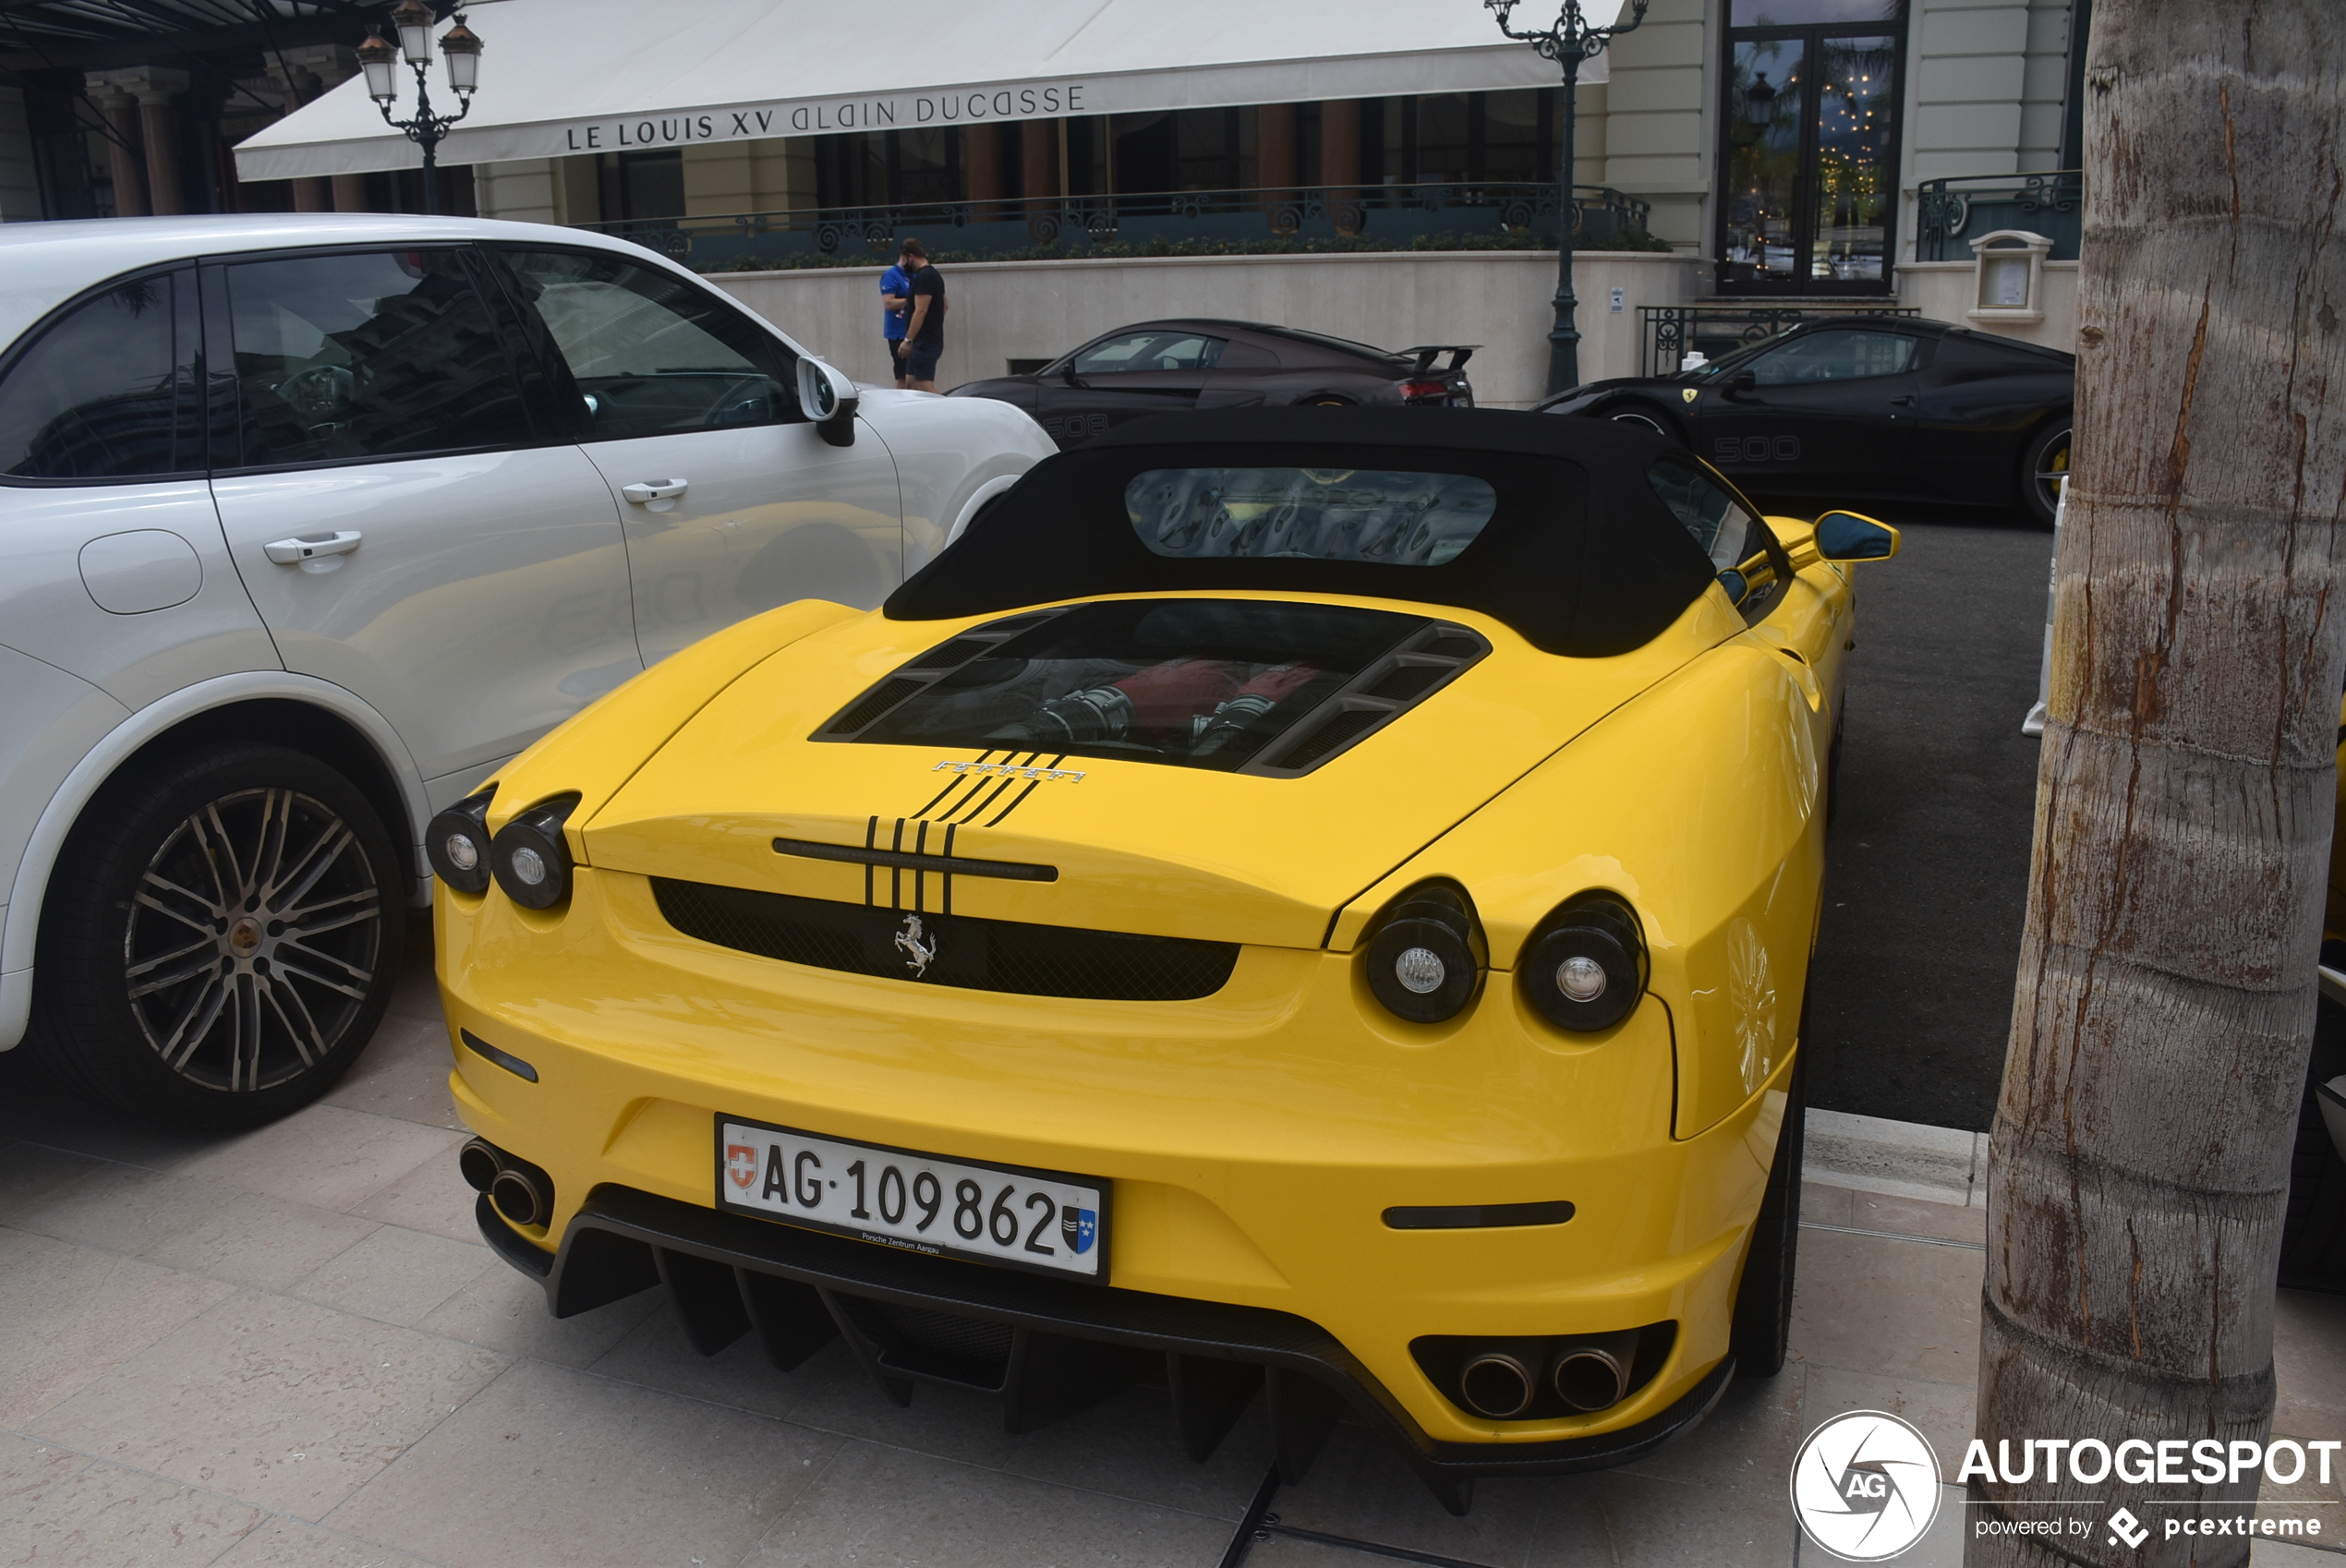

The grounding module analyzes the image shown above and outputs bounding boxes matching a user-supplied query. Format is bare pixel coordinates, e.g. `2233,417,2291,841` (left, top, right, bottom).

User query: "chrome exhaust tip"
457,1138,502,1194
1552,1329,1643,1413
1458,1350,1539,1419
490,1166,549,1227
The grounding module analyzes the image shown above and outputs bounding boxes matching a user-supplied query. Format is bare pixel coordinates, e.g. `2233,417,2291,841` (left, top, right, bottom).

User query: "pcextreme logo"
1792,1411,1943,1561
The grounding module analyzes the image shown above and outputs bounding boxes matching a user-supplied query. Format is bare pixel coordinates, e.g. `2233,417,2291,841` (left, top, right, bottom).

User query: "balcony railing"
1917,170,2082,262
1639,304,1922,378
585,183,1661,271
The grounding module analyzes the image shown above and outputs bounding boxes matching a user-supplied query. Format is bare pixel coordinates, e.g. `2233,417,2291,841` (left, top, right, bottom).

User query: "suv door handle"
263,530,362,564
621,478,689,513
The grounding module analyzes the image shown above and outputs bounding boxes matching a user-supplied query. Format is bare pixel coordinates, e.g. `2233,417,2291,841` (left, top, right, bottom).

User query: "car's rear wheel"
30,742,405,1128
1299,395,1352,407
1602,404,1680,441
2021,418,2073,529
1730,1042,1806,1377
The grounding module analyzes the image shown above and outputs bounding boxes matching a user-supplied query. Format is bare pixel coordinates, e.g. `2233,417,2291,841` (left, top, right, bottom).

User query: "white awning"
234,0,1618,184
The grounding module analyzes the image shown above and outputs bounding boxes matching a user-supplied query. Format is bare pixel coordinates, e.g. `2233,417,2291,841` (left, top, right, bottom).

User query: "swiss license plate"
716,1116,1108,1279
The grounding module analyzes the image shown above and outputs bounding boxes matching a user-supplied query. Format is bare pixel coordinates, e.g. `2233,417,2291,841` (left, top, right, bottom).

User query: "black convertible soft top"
884,406,1720,657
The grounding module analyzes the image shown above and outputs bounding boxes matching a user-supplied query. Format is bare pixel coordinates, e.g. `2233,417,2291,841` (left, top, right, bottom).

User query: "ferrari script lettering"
894,913,937,976
931,760,1086,782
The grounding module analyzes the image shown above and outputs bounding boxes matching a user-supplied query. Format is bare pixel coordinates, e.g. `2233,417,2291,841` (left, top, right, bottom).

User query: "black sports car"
1537,316,2074,526
948,318,1476,450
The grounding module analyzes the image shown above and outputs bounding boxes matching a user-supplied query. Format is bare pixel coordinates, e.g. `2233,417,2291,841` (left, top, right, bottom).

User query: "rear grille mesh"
652,878,1240,1001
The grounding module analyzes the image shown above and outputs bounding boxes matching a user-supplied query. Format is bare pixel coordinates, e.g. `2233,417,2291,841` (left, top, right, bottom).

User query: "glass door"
1717,2,1906,296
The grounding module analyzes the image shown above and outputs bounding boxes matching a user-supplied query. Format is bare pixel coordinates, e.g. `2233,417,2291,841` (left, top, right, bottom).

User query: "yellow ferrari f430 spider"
432,407,1897,1512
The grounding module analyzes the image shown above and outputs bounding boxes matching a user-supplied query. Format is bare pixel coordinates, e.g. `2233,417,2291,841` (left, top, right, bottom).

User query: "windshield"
1126,467,1498,566
845,599,1437,771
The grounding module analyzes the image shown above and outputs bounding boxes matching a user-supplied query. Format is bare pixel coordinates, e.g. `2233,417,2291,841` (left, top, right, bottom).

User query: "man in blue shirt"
879,255,911,387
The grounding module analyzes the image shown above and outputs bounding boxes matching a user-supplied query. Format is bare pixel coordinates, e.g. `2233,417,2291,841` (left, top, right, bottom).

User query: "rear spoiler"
1398,344,1480,376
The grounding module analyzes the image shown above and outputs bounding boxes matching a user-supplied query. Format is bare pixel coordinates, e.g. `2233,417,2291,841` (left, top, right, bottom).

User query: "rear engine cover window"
847,599,1429,770
1127,467,1496,565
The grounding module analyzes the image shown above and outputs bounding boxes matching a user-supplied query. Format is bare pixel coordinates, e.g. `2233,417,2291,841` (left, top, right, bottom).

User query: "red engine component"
1110,658,1245,739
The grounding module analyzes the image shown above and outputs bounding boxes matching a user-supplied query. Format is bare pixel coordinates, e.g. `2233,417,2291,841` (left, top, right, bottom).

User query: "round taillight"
490,796,579,911
1520,896,1646,1032
425,790,496,895
1364,885,1483,1023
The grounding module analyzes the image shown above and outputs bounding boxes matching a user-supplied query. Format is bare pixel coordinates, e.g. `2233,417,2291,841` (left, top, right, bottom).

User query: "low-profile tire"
30,742,405,1129
1299,395,1352,407
1730,1043,1807,1377
1601,404,1681,441
2019,417,2073,529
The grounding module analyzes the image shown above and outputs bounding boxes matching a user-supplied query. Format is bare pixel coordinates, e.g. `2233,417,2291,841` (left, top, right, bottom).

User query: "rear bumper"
482,1183,1735,1513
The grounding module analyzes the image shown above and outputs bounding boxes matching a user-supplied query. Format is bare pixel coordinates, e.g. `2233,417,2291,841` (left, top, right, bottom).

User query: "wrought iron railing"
1639,304,1923,378
585,183,1660,271
1916,170,2082,262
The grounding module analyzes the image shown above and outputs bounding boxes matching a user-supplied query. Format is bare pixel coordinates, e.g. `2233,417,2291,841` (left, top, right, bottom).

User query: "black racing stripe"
986,778,1047,826
941,824,955,915
864,815,878,906
913,820,928,912
889,817,905,910
950,770,1025,824
911,749,996,819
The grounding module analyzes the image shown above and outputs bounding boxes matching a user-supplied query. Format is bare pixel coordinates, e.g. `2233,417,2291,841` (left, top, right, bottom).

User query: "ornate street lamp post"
360,1,483,215
1484,0,1648,394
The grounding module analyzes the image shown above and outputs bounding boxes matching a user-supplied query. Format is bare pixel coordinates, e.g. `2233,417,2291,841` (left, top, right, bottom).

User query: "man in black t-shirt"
898,238,946,392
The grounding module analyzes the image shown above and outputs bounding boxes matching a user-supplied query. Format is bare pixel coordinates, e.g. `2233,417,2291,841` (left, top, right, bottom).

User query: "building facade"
5,0,2086,398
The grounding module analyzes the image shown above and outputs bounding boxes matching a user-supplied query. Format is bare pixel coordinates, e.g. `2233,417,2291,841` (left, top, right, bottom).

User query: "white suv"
0,214,1050,1128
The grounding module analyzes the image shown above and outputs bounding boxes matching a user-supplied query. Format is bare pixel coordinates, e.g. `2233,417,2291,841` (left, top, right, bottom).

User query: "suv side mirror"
1814,510,1901,561
1728,369,1757,395
796,356,860,447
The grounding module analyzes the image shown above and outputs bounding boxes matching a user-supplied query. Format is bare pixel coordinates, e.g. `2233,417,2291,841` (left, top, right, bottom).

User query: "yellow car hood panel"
584,594,1735,949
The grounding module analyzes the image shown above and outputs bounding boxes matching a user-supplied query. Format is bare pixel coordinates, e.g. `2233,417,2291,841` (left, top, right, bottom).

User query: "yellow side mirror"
1815,511,1900,562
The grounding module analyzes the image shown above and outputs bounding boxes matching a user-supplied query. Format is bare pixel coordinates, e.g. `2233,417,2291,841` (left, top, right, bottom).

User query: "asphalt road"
1804,505,2056,1132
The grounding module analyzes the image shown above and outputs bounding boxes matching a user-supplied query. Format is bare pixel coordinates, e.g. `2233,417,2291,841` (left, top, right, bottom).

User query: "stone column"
123,68,190,214
1319,100,1361,188
1020,118,1059,202
283,46,365,212
964,123,1004,214
83,79,147,216
1258,103,1298,190
263,63,333,210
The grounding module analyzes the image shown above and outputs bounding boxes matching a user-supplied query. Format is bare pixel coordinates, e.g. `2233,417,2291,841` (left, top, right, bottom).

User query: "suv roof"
0,213,657,354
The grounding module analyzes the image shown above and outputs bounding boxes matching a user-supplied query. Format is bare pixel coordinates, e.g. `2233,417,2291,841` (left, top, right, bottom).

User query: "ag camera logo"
1792,1410,1943,1561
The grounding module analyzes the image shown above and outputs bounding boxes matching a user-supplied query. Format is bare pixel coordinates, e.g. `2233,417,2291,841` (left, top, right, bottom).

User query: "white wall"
2018,0,2074,171
709,248,1704,406
1897,258,2077,351
1599,0,1714,251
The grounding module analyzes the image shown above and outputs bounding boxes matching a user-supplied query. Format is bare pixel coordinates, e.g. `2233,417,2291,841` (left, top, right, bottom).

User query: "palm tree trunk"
1972,4,2346,1565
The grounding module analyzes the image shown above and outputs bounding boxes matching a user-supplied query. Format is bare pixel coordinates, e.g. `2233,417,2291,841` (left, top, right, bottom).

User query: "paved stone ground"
0,912,2338,1566
1807,509,2057,1133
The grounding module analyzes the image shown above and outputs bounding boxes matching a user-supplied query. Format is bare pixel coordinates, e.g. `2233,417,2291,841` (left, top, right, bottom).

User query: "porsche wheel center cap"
228,919,262,956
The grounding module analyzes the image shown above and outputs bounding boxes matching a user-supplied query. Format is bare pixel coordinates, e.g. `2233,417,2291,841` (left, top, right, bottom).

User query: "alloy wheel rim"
122,786,382,1093
2034,429,2073,514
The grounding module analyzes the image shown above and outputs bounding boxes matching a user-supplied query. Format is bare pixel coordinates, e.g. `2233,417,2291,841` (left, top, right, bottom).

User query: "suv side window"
1748,328,1917,386
492,248,798,439
217,248,535,469
0,268,200,482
